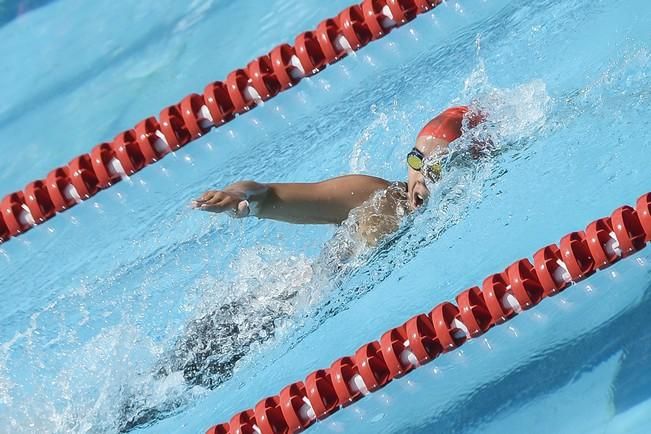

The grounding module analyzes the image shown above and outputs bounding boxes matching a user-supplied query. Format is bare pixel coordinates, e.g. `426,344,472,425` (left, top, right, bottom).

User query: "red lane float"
0,0,449,245
0,212,9,242
533,244,570,296
637,193,651,241
247,55,281,101
254,396,288,434
506,258,545,310
354,341,391,392
68,154,100,200
135,117,171,164
294,31,327,76
559,231,595,280
611,206,647,256
315,19,347,63
279,382,315,432
1,192,31,236
337,5,372,50
24,180,55,224
330,356,363,406
586,217,619,269
112,130,146,175
482,272,516,324
380,325,415,378
455,286,492,337
205,191,651,434
404,313,441,362
430,302,465,351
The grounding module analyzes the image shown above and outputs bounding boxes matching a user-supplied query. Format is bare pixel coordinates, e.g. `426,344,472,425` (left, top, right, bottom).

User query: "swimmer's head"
406,106,484,210
406,135,448,210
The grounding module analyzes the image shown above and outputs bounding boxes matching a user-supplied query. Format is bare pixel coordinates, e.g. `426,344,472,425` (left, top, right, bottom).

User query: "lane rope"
0,0,444,243
205,192,651,434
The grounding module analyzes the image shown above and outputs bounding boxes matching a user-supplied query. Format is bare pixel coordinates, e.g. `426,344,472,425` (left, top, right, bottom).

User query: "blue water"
1,0,650,433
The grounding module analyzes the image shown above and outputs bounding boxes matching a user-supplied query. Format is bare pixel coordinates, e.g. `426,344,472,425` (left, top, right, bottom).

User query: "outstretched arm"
192,175,391,224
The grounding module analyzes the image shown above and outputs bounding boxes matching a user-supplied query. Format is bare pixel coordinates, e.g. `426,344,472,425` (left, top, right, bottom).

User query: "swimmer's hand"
191,189,252,218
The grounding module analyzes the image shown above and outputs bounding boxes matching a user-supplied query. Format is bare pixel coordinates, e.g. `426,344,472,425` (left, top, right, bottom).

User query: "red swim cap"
417,106,482,143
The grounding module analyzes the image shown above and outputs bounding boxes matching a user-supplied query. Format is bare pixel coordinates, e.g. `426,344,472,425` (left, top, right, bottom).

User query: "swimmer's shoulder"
352,180,409,245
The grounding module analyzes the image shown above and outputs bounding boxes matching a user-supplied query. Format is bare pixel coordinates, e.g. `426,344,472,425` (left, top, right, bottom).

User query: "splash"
114,245,317,431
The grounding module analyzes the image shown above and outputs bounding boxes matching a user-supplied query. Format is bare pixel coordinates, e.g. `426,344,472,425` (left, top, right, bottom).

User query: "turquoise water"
1,0,650,433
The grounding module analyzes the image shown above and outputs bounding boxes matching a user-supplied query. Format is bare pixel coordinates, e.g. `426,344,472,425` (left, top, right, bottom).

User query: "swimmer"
192,106,483,244
118,107,484,431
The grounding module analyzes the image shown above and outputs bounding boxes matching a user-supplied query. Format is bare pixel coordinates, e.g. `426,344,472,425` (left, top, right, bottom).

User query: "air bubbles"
363,55,376,67
327,421,346,432
318,79,332,92
377,393,391,406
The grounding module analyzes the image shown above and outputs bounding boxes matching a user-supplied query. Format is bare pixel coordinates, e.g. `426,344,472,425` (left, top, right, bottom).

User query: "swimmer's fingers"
192,191,231,210
198,199,250,218
191,190,220,207
192,190,250,217
196,197,234,213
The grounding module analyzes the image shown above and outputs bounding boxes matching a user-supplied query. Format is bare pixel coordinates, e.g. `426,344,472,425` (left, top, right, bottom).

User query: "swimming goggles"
406,148,442,179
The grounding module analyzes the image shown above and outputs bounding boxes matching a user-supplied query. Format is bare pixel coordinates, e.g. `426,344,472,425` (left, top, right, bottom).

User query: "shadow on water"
0,0,55,27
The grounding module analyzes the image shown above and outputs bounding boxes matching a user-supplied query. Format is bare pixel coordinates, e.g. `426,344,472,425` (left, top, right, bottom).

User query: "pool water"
1,0,651,433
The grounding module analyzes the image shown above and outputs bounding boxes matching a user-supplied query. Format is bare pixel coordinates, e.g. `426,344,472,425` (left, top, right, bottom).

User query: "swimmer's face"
406,136,449,210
